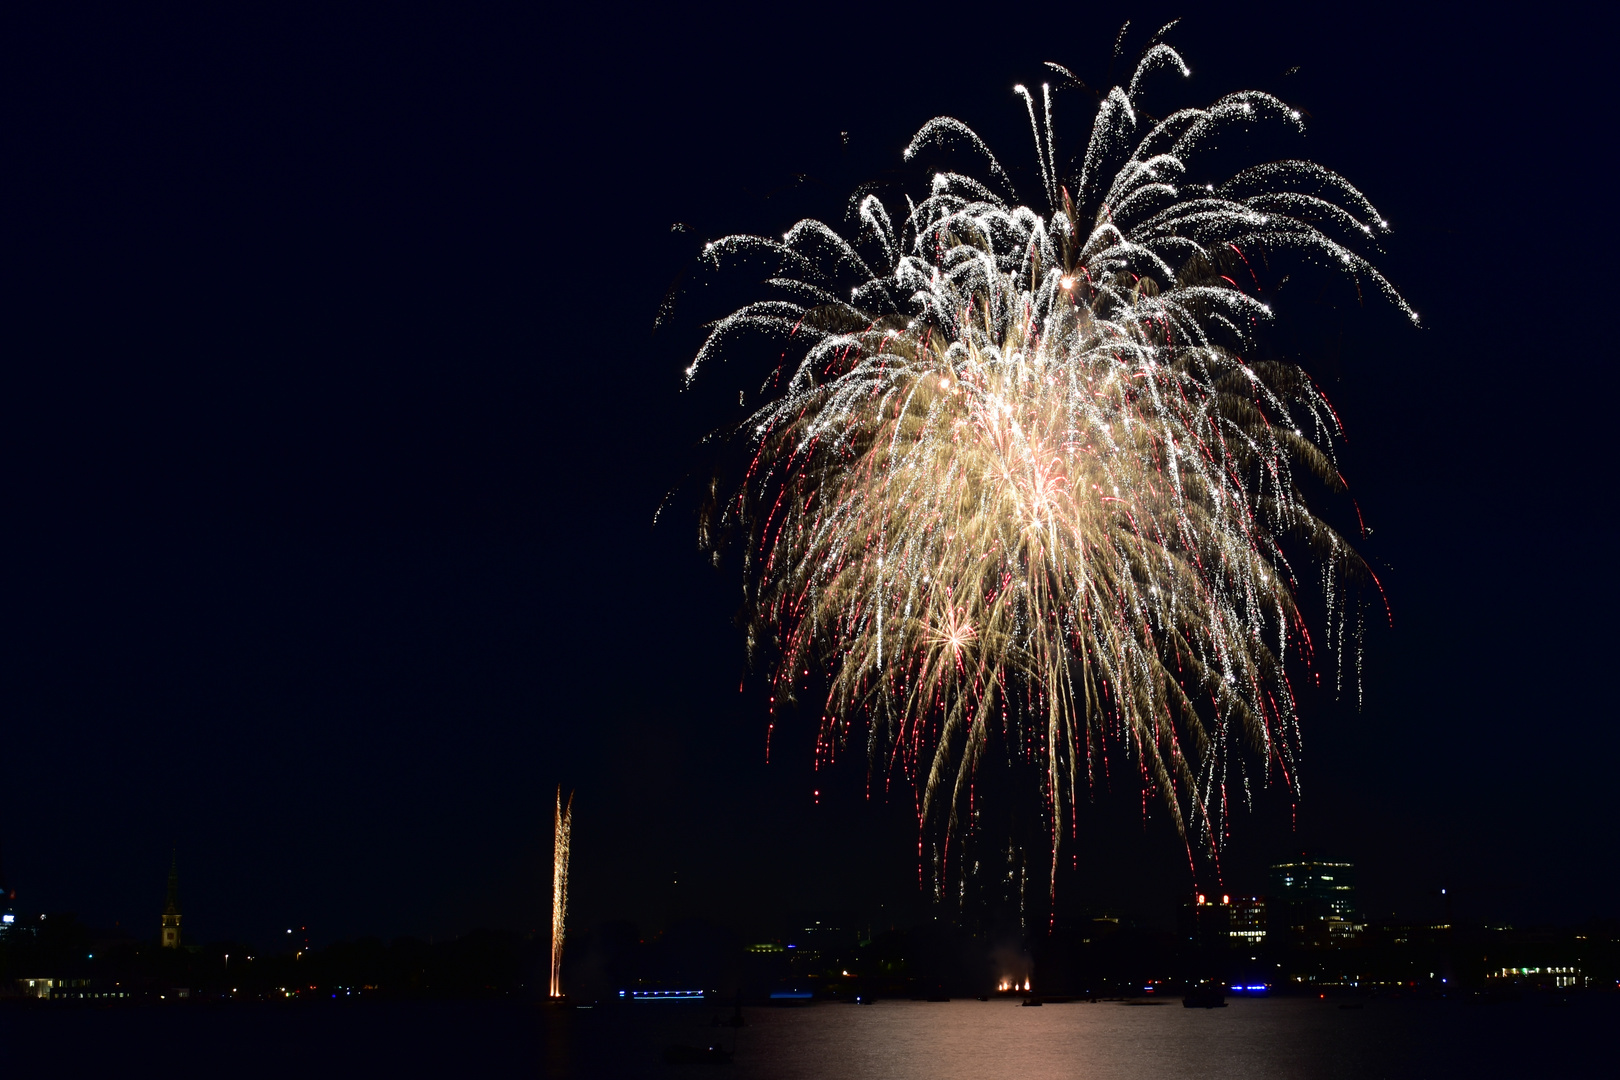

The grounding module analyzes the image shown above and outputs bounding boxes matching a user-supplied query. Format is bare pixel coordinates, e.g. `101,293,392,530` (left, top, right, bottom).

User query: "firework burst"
675,24,1409,908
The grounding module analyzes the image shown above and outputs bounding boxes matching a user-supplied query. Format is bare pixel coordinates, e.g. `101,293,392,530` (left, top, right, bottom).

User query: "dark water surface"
3,996,1610,1078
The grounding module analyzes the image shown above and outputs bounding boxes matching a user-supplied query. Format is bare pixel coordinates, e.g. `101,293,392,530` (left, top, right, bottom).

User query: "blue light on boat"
627,990,705,1001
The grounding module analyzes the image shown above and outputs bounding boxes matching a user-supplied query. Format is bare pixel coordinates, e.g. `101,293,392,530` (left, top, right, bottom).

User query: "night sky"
6,6,1614,948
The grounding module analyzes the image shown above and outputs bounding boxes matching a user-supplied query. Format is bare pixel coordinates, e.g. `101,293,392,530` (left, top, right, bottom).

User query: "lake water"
4,995,1611,1077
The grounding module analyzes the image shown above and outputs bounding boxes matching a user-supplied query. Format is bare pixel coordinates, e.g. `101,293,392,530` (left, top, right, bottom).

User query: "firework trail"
550,787,572,998
674,23,1409,907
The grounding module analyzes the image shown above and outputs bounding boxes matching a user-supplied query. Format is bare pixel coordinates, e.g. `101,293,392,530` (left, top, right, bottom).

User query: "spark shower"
550,787,572,998
674,23,1410,908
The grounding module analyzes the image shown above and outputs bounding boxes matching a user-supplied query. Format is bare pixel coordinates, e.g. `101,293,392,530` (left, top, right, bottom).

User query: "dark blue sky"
5,4,1614,947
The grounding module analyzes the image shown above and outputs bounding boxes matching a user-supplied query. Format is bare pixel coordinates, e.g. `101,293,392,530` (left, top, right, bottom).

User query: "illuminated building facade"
1228,897,1266,951
1491,965,1582,990
1270,860,1356,918
1269,860,1359,947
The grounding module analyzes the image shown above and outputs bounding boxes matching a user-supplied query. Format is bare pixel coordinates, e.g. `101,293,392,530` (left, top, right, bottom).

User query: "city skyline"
0,842,1569,958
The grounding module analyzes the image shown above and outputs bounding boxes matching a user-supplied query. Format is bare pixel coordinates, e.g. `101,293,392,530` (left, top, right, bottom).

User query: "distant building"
1490,965,1582,990
792,920,861,971
160,852,182,948
1179,893,1232,951
1270,860,1356,919
1269,859,1359,947
0,837,21,939
1229,896,1267,951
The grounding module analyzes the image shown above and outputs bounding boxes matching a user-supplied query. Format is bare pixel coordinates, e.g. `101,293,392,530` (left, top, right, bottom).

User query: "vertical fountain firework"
550,787,573,999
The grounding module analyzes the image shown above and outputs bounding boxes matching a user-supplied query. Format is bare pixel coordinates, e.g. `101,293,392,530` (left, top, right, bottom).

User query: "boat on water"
1182,984,1227,1009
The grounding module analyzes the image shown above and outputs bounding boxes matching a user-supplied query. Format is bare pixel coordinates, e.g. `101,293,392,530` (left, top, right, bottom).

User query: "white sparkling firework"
678,24,1406,905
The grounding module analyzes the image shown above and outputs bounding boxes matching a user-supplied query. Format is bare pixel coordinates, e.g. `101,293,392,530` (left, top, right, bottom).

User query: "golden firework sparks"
677,23,1408,909
550,787,572,998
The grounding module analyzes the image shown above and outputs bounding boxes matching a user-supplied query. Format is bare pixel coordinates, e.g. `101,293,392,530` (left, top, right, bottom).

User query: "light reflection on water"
551,996,1611,1079
1,996,1607,1077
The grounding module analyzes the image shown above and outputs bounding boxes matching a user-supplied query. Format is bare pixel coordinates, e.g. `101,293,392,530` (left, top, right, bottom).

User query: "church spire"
160,848,182,948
